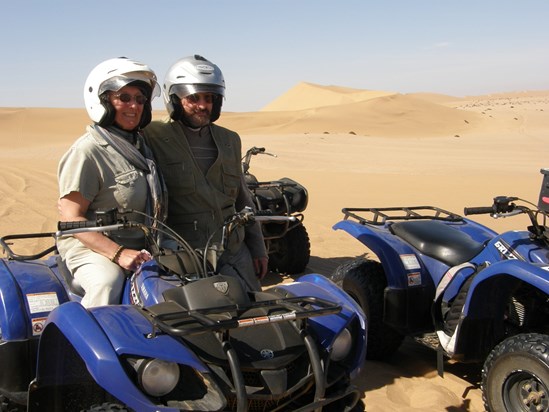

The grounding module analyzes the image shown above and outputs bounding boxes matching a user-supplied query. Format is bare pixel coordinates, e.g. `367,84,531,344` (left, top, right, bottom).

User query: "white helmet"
84,57,160,128
163,55,225,122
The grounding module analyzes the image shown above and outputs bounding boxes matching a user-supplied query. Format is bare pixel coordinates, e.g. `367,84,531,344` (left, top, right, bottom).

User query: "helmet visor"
170,83,225,100
99,73,160,99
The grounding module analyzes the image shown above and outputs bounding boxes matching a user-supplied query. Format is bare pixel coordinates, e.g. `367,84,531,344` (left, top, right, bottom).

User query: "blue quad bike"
330,169,549,412
0,207,366,412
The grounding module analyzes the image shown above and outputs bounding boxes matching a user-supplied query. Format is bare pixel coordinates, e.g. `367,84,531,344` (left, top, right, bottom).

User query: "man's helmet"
84,57,160,129
163,55,225,122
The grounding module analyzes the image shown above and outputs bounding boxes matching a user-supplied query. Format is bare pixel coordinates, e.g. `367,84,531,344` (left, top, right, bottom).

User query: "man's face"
181,92,214,128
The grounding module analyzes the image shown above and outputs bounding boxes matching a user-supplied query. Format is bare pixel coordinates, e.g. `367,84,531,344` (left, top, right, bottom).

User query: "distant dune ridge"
1,82,549,412
218,82,548,136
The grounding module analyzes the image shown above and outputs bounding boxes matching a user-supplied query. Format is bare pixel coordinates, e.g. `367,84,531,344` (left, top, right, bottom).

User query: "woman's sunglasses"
112,93,148,105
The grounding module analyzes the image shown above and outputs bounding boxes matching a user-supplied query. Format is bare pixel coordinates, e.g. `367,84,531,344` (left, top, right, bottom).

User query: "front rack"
342,206,463,226
140,296,341,337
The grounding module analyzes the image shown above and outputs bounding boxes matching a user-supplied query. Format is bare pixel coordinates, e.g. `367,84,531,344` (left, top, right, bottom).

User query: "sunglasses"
113,93,148,105
185,93,214,104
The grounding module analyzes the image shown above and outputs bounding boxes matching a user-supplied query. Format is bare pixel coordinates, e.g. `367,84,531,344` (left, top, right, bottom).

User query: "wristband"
111,245,125,264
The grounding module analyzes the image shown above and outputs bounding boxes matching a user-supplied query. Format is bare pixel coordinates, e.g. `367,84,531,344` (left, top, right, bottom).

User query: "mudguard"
274,273,367,379
0,258,68,340
34,301,207,412
463,259,549,316
333,219,429,288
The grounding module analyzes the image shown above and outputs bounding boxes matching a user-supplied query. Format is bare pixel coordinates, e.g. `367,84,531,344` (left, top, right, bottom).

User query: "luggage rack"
140,296,341,337
342,206,463,225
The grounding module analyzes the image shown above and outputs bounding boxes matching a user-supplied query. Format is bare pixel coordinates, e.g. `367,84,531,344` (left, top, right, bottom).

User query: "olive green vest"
144,121,244,250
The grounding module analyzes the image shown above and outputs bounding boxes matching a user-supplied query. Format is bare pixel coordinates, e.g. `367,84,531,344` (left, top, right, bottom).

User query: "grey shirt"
57,125,149,258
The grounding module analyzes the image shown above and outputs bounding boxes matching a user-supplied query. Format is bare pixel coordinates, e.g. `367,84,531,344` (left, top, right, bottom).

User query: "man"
144,55,268,291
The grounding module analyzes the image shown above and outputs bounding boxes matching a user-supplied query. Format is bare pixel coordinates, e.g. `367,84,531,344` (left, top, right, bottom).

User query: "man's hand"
254,256,269,280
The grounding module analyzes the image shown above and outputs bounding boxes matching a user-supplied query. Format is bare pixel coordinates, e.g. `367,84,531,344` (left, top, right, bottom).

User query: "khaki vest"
144,121,244,250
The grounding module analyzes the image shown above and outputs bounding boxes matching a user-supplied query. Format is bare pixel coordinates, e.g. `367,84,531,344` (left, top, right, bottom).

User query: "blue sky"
1,1,548,112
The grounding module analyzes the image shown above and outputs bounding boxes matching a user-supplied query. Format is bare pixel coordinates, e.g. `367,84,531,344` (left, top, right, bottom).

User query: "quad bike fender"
333,220,423,287
0,258,68,340
279,273,366,325
437,260,549,359
462,259,549,316
274,273,367,377
36,302,205,411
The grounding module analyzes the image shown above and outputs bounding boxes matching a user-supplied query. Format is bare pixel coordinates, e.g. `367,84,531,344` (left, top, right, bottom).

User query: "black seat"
390,220,484,267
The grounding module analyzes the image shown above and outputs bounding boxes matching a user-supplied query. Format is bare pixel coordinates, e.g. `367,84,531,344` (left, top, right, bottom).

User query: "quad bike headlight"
330,328,353,362
132,358,180,397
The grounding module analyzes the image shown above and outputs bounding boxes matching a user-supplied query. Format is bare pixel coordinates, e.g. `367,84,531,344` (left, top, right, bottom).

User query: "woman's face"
109,85,147,131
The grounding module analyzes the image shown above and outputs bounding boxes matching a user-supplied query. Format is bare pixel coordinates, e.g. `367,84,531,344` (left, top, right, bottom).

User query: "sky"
1,0,548,112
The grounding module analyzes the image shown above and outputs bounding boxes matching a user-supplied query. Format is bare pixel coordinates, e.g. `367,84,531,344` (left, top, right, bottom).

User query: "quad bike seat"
390,220,485,267
55,256,85,297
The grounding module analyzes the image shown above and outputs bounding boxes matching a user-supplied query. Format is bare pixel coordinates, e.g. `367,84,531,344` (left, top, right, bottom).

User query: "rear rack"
342,206,463,225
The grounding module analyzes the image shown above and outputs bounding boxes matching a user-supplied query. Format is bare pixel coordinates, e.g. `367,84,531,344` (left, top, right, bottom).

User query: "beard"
183,108,211,128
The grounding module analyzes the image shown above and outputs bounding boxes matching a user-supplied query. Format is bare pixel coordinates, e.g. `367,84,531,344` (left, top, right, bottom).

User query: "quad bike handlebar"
464,196,521,216
465,195,549,245
242,146,277,174
1,207,296,267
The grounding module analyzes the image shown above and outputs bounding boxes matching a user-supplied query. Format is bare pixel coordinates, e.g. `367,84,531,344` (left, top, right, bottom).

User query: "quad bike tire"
331,258,404,360
482,332,549,412
268,223,311,274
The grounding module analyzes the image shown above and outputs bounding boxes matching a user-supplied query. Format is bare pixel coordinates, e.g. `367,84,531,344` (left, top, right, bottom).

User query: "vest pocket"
221,163,240,198
168,210,214,248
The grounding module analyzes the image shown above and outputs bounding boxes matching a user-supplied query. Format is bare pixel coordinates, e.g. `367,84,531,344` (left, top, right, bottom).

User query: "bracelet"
111,245,125,264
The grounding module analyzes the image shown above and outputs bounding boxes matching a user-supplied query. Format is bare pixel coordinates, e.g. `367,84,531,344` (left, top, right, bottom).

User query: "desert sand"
1,83,549,411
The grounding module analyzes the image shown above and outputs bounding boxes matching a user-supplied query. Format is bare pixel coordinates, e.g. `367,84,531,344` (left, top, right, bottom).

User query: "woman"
57,57,166,308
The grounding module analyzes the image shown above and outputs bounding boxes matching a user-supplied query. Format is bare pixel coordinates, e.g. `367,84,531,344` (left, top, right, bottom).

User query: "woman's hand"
116,248,153,271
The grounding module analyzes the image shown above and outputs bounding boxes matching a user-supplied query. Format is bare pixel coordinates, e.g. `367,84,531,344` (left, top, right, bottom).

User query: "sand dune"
261,82,396,111
220,83,546,137
221,93,485,136
1,83,549,411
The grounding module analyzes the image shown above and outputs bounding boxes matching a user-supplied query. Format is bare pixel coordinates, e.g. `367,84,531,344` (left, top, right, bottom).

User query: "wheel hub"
506,372,549,412
521,380,547,411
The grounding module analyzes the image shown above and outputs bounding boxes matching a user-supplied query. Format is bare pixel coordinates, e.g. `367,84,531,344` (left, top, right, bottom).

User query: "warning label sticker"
400,254,421,270
32,317,48,336
26,292,59,314
407,272,422,286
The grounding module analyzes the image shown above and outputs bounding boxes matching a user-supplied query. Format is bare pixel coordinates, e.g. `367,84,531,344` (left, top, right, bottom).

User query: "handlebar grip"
255,209,273,216
57,220,99,230
463,206,493,216
250,147,265,155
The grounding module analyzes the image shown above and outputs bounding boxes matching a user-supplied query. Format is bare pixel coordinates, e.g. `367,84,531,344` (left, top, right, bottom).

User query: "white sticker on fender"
400,254,421,270
26,292,59,314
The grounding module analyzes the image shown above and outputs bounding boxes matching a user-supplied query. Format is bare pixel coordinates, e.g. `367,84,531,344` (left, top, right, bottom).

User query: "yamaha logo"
260,349,275,359
130,275,142,306
213,281,229,294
